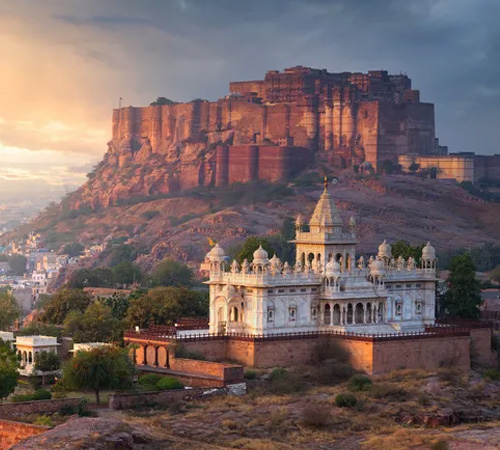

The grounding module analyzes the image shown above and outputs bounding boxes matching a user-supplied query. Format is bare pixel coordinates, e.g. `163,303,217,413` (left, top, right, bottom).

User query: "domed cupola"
377,240,392,260
421,241,437,270
207,243,226,260
253,245,269,264
369,257,386,284
422,241,436,260
325,258,341,277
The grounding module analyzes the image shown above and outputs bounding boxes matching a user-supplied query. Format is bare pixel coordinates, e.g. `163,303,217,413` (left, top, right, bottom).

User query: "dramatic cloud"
0,0,499,200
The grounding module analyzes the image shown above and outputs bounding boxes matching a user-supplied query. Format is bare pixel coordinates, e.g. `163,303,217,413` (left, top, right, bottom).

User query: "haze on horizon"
1,0,499,204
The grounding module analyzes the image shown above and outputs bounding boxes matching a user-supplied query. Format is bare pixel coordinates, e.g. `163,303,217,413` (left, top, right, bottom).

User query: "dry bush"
267,407,288,431
437,368,466,386
347,374,373,392
315,359,356,385
301,401,332,428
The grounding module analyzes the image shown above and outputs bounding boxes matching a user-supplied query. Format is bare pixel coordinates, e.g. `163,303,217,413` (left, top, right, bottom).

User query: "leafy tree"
34,351,60,386
68,267,114,289
7,254,27,276
17,320,62,338
101,292,131,320
0,292,22,330
62,346,135,404
443,253,482,319
390,240,425,264
60,243,84,257
112,261,143,286
150,97,176,106
151,259,193,287
64,302,124,343
235,237,276,263
125,286,206,328
41,289,93,325
0,340,19,403
408,162,420,173
106,244,137,268
380,160,398,175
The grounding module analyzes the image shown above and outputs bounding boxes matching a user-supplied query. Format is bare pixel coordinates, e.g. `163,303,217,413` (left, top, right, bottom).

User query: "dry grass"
361,428,450,450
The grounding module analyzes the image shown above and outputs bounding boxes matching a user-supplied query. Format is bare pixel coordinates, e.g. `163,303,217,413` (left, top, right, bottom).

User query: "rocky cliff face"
72,135,224,209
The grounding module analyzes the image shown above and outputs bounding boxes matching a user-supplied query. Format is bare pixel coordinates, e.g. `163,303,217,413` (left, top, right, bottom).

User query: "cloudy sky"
1,0,499,202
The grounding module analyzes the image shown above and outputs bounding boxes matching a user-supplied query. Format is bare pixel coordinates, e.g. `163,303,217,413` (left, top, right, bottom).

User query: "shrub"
34,415,53,427
269,367,287,381
347,374,373,392
138,374,162,389
315,360,355,385
59,404,76,416
302,401,331,428
483,368,500,381
141,210,160,220
335,392,358,408
268,369,304,395
11,389,52,403
52,391,67,399
77,399,92,417
156,377,184,391
33,389,52,400
244,370,257,380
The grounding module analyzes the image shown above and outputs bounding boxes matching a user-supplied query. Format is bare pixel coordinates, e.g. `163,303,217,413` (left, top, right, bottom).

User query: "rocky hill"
4,169,500,270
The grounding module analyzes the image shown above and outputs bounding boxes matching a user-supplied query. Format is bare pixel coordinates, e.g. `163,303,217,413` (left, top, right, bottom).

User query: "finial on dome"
324,176,328,190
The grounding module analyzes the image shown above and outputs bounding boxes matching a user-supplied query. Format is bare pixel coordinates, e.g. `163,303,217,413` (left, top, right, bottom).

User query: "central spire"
309,178,343,228
323,176,328,190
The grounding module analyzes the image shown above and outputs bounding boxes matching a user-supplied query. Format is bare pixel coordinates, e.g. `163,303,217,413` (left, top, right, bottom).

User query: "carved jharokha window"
267,307,274,323
396,302,402,316
415,302,422,315
311,307,318,320
289,307,297,322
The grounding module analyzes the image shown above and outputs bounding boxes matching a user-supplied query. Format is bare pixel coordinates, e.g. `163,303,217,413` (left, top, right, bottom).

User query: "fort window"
289,307,297,322
396,284,402,288
415,302,422,314
247,289,253,293
267,289,274,294
333,304,341,325
311,307,318,320
312,288,317,292
416,284,421,288
267,308,274,322
396,302,402,316
355,303,364,324
290,289,296,293
300,288,307,292
278,289,285,293
347,304,354,324
406,284,412,288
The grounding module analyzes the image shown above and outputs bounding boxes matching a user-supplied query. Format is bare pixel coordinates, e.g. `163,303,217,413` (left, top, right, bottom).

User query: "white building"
204,181,437,335
16,335,59,376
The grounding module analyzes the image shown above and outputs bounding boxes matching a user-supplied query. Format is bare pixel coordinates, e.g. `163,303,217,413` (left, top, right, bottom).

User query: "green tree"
0,292,22,330
60,243,84,257
106,244,137,268
101,292,131,320
408,162,420,173
112,261,143,286
63,302,123,343
41,289,93,325
235,237,276,263
125,286,206,329
68,267,114,289
7,254,27,276
0,340,19,403
34,351,60,386
151,259,193,287
62,346,135,405
443,253,482,319
390,240,425,264
125,287,183,328
150,97,176,106
17,320,62,338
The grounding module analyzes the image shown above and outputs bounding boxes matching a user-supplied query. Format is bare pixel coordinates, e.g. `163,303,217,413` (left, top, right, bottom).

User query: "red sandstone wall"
371,336,470,374
0,398,82,419
356,101,379,169
0,420,48,450
469,328,498,367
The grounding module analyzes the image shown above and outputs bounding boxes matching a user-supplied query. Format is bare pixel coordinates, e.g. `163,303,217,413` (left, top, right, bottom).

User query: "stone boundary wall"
171,357,244,383
0,398,82,418
108,387,227,410
0,419,49,450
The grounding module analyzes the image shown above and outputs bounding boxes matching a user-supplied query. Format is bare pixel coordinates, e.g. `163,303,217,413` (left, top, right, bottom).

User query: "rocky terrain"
4,170,500,270
12,368,500,450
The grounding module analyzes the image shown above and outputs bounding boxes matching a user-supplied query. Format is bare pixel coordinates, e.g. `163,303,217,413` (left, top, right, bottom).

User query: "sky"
1,0,499,204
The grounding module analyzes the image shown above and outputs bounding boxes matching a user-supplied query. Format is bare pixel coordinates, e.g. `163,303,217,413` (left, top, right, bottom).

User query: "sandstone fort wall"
0,420,49,450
